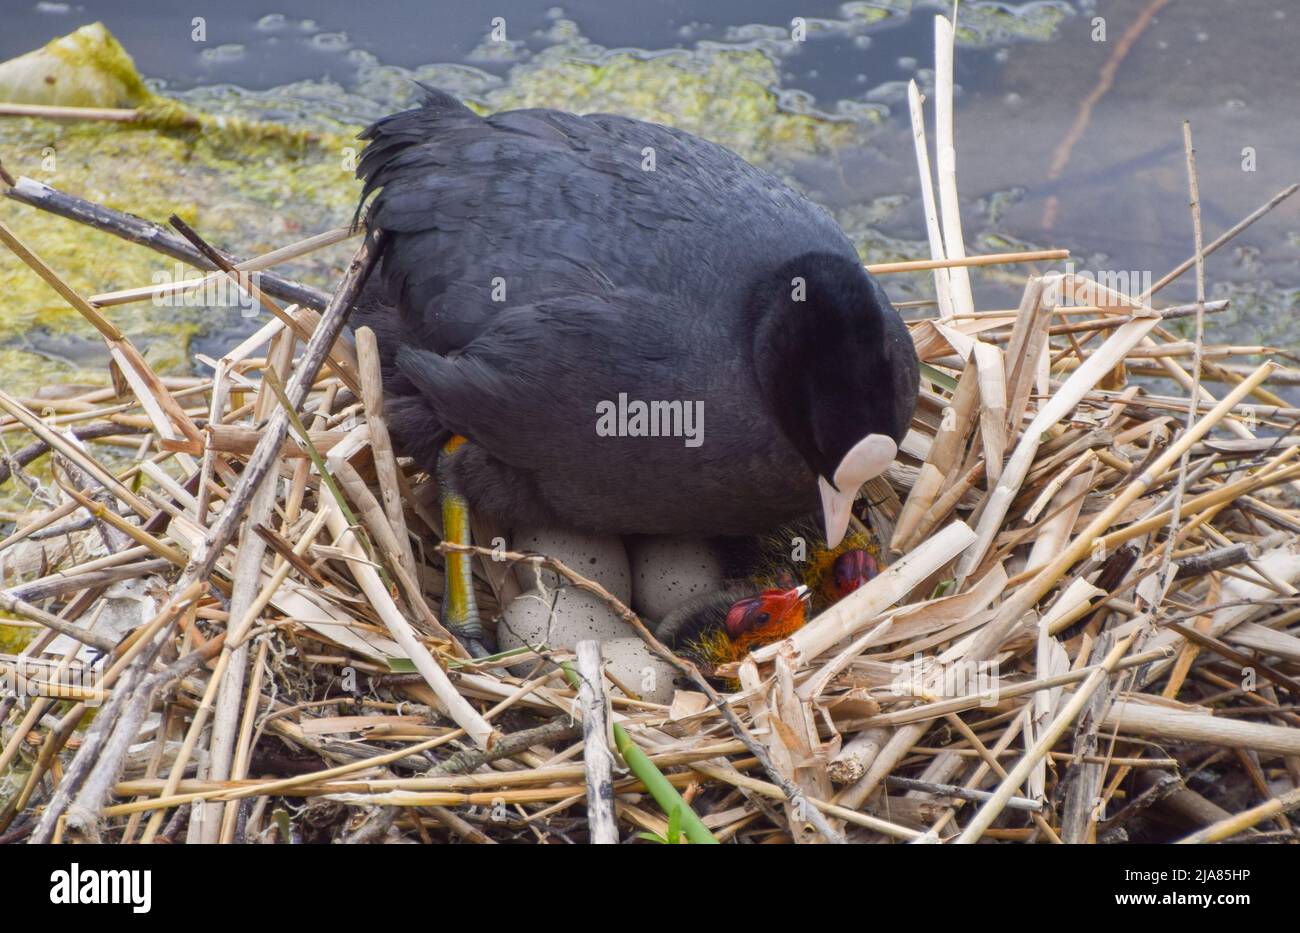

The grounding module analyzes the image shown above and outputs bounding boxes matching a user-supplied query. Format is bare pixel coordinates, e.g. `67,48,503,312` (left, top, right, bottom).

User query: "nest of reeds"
1,13,1299,845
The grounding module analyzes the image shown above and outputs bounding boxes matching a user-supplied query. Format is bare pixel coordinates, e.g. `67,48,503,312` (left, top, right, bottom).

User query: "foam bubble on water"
311,32,351,53
200,44,246,65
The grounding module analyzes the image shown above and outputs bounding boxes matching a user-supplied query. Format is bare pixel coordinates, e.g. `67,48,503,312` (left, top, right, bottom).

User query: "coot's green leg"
438,435,492,657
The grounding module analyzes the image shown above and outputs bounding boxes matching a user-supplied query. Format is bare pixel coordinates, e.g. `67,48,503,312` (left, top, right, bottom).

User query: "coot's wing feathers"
391,285,713,472
356,91,859,356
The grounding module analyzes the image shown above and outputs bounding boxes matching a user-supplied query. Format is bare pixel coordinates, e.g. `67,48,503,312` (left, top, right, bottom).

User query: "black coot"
354,86,918,550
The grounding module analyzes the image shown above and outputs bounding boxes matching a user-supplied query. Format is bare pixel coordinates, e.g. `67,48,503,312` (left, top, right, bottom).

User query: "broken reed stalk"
866,249,1069,275
3,175,333,309
90,226,352,308
907,79,954,318
1155,120,1208,600
354,326,420,590
0,102,145,123
574,641,619,844
932,13,975,317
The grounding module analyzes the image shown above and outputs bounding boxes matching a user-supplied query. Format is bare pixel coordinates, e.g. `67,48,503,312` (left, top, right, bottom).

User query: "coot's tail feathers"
353,85,478,228
348,86,484,468
412,82,476,116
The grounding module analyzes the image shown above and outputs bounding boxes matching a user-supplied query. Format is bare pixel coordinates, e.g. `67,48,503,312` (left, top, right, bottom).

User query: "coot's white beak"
818,434,898,548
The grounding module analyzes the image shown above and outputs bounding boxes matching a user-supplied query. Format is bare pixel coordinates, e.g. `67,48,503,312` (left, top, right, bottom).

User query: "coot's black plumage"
354,87,918,544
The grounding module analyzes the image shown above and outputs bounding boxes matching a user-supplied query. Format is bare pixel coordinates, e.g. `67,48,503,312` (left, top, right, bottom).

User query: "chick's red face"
723,588,808,648
830,549,878,599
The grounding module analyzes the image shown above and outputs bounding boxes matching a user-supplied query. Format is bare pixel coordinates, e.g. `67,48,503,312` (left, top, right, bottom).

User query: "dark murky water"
3,0,1298,352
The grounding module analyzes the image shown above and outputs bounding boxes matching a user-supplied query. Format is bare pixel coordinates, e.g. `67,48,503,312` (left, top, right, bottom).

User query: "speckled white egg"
599,637,679,705
497,586,632,655
627,535,724,625
511,526,631,604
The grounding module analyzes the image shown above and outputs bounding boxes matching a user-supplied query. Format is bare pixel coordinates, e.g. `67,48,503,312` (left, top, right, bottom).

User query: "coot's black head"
749,251,919,546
